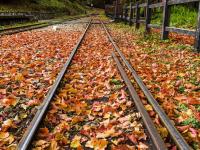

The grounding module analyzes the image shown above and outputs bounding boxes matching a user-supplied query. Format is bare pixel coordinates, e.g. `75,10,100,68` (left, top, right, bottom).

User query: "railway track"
0,17,90,149
13,19,191,150
0,15,90,36
102,22,191,150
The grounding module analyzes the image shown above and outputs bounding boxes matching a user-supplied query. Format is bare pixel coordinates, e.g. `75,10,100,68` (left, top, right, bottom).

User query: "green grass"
0,0,88,15
151,5,197,29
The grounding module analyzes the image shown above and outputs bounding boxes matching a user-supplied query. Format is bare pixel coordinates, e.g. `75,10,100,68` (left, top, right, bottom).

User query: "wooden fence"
105,0,200,52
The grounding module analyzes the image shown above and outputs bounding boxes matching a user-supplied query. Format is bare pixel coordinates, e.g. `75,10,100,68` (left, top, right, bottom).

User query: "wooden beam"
121,7,124,20
148,24,161,29
161,0,170,40
129,0,198,9
129,2,134,26
124,5,129,24
149,2,163,8
166,27,196,36
139,3,147,7
168,0,199,5
135,2,140,29
114,0,119,20
195,1,200,52
145,0,152,33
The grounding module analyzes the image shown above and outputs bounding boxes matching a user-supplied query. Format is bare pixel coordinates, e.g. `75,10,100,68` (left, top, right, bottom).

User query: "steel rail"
0,22,45,32
102,22,191,150
17,19,92,150
99,19,166,149
0,23,50,36
112,52,166,150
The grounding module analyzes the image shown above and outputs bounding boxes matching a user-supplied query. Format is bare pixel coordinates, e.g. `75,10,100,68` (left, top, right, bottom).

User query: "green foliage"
178,103,188,111
178,86,185,93
110,79,122,85
181,116,200,128
170,5,197,28
151,5,197,29
196,105,200,112
0,0,87,14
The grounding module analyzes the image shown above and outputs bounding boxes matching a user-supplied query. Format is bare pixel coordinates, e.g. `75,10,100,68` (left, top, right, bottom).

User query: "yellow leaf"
49,140,59,150
34,140,48,147
96,127,115,138
0,134,14,145
157,127,168,138
15,73,24,81
70,135,81,148
72,116,84,124
2,119,14,131
67,88,77,94
145,104,153,111
19,113,28,119
85,138,108,150
178,73,185,77
7,144,17,150
0,132,9,139
6,134,14,144
103,113,110,119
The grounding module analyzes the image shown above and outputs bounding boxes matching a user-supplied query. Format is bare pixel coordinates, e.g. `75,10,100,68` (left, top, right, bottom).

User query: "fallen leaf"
2,96,18,107
85,138,108,150
127,134,137,144
96,127,116,138
0,132,9,139
38,128,49,138
49,140,59,150
157,127,168,138
70,135,81,148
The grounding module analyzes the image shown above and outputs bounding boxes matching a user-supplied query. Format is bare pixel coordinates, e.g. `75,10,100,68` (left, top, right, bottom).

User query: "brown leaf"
111,144,135,150
38,128,49,138
127,134,137,144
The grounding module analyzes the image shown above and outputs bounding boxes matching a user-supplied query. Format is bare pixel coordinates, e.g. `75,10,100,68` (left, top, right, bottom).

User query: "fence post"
121,7,124,20
145,0,151,33
125,5,128,24
114,0,119,20
135,2,140,29
122,6,125,21
129,2,133,26
120,6,124,20
195,1,200,52
161,0,170,40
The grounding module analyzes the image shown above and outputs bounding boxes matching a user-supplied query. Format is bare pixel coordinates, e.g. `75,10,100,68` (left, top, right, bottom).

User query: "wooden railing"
106,0,200,52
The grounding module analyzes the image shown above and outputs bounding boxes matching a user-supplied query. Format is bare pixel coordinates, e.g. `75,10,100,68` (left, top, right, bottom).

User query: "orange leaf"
2,96,17,107
38,128,49,138
85,138,108,150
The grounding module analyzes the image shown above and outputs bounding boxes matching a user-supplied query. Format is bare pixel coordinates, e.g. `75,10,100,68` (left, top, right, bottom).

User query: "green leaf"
178,103,188,111
178,86,185,93
181,117,200,128
110,79,121,85
70,135,81,148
